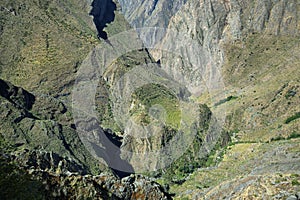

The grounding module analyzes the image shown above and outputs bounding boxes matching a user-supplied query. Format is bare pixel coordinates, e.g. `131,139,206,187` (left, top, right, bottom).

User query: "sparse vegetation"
268,132,300,142
270,135,286,142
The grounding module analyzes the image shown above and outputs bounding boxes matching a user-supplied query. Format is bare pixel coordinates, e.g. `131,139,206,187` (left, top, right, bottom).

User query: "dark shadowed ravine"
90,0,116,40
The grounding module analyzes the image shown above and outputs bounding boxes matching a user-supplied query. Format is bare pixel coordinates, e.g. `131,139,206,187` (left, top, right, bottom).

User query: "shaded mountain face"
1,0,300,199
0,79,35,110
0,78,104,174
90,0,116,39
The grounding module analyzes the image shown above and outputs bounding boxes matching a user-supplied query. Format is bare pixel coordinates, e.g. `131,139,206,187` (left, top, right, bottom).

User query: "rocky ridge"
0,78,172,199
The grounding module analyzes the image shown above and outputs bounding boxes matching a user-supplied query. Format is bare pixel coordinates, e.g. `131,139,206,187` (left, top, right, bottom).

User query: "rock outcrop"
0,153,171,200
32,173,171,200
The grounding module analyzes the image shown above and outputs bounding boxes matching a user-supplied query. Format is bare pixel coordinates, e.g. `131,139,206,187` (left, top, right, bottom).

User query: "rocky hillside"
155,0,300,199
0,78,106,174
0,0,173,198
72,25,229,180
1,0,300,199
0,78,172,199
118,0,300,199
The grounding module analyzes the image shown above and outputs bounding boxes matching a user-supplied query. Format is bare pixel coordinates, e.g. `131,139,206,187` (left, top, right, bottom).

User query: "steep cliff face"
149,0,300,136
117,0,187,29
144,0,300,198
153,0,300,93
116,0,188,47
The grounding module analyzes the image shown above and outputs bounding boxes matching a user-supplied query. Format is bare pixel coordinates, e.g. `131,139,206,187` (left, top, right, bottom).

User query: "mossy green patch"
130,83,181,129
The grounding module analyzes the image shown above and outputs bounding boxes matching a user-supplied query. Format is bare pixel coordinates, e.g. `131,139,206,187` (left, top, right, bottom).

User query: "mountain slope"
0,0,299,199
0,0,99,99
143,0,300,198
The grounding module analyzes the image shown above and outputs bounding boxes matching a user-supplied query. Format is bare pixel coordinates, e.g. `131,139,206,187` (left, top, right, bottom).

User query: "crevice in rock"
148,0,159,15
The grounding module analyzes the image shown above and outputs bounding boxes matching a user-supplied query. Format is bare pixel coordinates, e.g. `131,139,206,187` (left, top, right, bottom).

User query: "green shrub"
287,132,300,139
270,135,285,142
290,174,299,178
291,179,300,186
285,112,300,124
214,96,238,106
